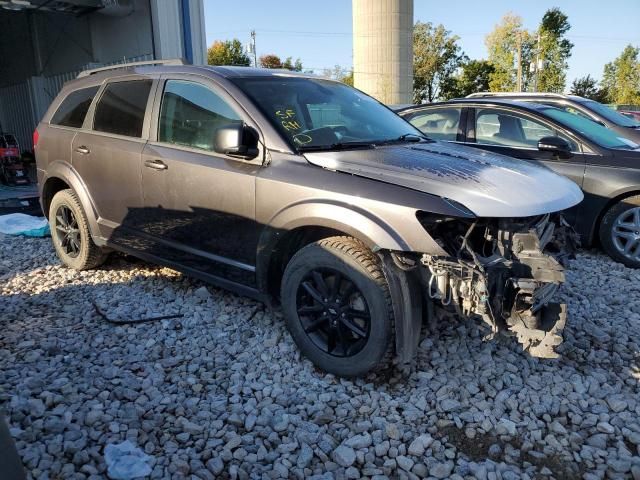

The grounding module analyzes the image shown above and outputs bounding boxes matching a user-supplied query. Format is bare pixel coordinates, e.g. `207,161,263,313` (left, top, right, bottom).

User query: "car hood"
304,141,584,217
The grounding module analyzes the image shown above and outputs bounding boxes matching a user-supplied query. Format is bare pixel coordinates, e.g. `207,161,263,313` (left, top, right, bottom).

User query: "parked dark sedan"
397,99,640,268
466,92,640,143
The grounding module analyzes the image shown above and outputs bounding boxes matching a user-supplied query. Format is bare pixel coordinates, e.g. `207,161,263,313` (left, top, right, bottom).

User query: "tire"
49,189,107,270
599,195,640,268
281,236,394,377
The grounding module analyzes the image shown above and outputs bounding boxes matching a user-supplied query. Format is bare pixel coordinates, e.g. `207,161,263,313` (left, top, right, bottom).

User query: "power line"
210,28,640,43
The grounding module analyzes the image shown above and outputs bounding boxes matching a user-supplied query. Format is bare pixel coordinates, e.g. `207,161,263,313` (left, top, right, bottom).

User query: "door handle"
75,146,90,155
144,159,168,170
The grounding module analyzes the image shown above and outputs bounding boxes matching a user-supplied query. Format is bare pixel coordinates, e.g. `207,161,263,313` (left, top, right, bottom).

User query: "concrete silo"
352,0,414,105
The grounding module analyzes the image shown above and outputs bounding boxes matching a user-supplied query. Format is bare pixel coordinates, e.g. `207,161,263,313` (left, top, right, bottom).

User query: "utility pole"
534,32,542,92
249,30,257,67
516,31,522,92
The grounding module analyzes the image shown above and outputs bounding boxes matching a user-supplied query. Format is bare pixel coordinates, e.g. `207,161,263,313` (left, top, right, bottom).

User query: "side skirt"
104,241,269,304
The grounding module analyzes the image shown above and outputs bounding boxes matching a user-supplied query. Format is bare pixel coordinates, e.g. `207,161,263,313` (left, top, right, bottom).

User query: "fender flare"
41,161,104,243
255,200,413,294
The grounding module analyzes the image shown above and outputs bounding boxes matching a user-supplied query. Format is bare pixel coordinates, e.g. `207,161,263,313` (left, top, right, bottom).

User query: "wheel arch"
592,188,640,246
256,203,414,300
40,162,103,242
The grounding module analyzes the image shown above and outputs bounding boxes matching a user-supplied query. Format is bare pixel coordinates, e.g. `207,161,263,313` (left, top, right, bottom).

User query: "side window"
158,80,242,152
407,108,461,141
475,108,575,150
93,80,152,138
51,86,100,128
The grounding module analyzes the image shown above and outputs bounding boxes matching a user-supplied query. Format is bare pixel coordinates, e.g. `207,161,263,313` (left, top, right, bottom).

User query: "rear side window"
407,108,461,141
51,86,100,128
94,80,152,138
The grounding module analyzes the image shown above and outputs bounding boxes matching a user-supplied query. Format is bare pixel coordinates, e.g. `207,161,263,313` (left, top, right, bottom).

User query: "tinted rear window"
51,86,100,128
93,80,152,137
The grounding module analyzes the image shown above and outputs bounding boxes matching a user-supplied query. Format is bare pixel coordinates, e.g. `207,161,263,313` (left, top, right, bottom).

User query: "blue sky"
203,0,640,87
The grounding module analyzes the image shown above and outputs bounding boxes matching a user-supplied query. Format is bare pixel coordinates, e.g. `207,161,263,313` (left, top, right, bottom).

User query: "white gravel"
1,235,640,480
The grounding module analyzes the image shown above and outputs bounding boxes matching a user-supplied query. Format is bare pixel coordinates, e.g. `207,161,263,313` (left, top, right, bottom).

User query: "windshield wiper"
375,133,431,145
297,141,375,152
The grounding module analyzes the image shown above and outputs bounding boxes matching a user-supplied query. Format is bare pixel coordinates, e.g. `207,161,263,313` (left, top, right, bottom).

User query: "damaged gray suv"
35,60,583,376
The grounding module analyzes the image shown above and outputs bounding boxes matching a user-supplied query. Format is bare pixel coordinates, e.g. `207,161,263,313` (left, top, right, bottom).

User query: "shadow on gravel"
438,424,583,480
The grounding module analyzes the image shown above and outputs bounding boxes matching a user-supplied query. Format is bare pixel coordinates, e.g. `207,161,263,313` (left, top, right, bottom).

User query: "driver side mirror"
214,123,259,159
537,136,572,158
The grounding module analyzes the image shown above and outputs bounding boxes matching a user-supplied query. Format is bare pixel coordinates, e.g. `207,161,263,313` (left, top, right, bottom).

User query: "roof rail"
77,59,187,78
466,92,567,98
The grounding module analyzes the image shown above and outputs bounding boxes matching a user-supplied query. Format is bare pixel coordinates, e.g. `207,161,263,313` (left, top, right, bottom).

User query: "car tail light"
33,129,39,149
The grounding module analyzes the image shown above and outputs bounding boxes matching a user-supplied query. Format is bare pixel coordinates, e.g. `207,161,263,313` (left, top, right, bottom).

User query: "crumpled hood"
304,141,584,217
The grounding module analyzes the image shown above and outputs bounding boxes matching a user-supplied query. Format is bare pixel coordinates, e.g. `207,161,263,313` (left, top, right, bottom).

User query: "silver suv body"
35,62,583,376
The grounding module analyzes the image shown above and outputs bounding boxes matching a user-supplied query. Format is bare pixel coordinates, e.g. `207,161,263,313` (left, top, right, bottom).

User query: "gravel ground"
1,235,640,480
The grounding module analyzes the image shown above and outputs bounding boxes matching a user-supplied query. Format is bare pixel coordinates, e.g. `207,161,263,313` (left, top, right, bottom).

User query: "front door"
139,77,262,288
467,106,588,224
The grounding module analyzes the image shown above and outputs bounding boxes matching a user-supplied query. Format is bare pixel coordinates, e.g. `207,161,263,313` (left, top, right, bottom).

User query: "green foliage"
485,14,535,92
601,45,640,105
569,75,607,102
413,21,467,103
207,39,251,66
441,60,495,99
259,55,303,71
323,65,353,86
283,57,303,72
537,8,574,92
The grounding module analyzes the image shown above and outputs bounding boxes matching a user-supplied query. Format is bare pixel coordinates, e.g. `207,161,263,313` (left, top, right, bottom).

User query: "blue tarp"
0,214,50,237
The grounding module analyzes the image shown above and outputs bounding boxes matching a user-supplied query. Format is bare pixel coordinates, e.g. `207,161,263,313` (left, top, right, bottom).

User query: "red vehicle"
0,134,29,185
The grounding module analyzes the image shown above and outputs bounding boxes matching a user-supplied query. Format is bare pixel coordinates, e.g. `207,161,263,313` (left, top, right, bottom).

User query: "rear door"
139,75,263,288
71,76,157,242
402,106,467,144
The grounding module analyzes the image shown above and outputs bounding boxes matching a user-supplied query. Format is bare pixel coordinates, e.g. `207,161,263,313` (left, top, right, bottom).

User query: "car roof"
466,92,587,102
64,63,322,91
398,98,554,113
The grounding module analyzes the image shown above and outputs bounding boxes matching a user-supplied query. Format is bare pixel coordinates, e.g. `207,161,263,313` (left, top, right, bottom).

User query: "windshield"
541,107,640,150
231,76,423,150
580,99,640,128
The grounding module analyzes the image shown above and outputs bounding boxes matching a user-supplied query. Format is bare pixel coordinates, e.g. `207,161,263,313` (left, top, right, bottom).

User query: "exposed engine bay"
389,213,578,359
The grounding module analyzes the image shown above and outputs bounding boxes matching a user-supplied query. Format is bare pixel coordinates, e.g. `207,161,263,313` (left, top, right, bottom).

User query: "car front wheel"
281,236,394,377
600,195,640,268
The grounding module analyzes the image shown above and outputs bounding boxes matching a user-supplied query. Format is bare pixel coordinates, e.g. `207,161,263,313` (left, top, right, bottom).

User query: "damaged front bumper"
383,213,578,363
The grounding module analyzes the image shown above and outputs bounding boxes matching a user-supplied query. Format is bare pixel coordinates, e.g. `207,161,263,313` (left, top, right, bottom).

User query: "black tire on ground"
599,195,640,268
49,189,107,270
281,236,394,377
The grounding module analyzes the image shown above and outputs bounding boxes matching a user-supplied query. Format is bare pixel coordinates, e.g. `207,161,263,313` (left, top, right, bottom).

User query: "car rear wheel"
49,189,107,270
599,195,640,268
281,236,394,377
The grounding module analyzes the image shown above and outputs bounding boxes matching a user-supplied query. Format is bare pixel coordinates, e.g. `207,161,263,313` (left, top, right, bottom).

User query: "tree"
207,39,250,66
259,54,283,69
441,60,495,99
536,8,573,92
413,21,467,103
601,45,640,105
570,75,607,102
341,71,354,87
322,65,353,85
485,13,534,92
282,57,303,72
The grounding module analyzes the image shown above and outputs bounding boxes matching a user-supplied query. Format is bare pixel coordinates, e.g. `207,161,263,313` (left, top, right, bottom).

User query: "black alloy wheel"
54,205,81,258
49,189,107,270
296,268,371,357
